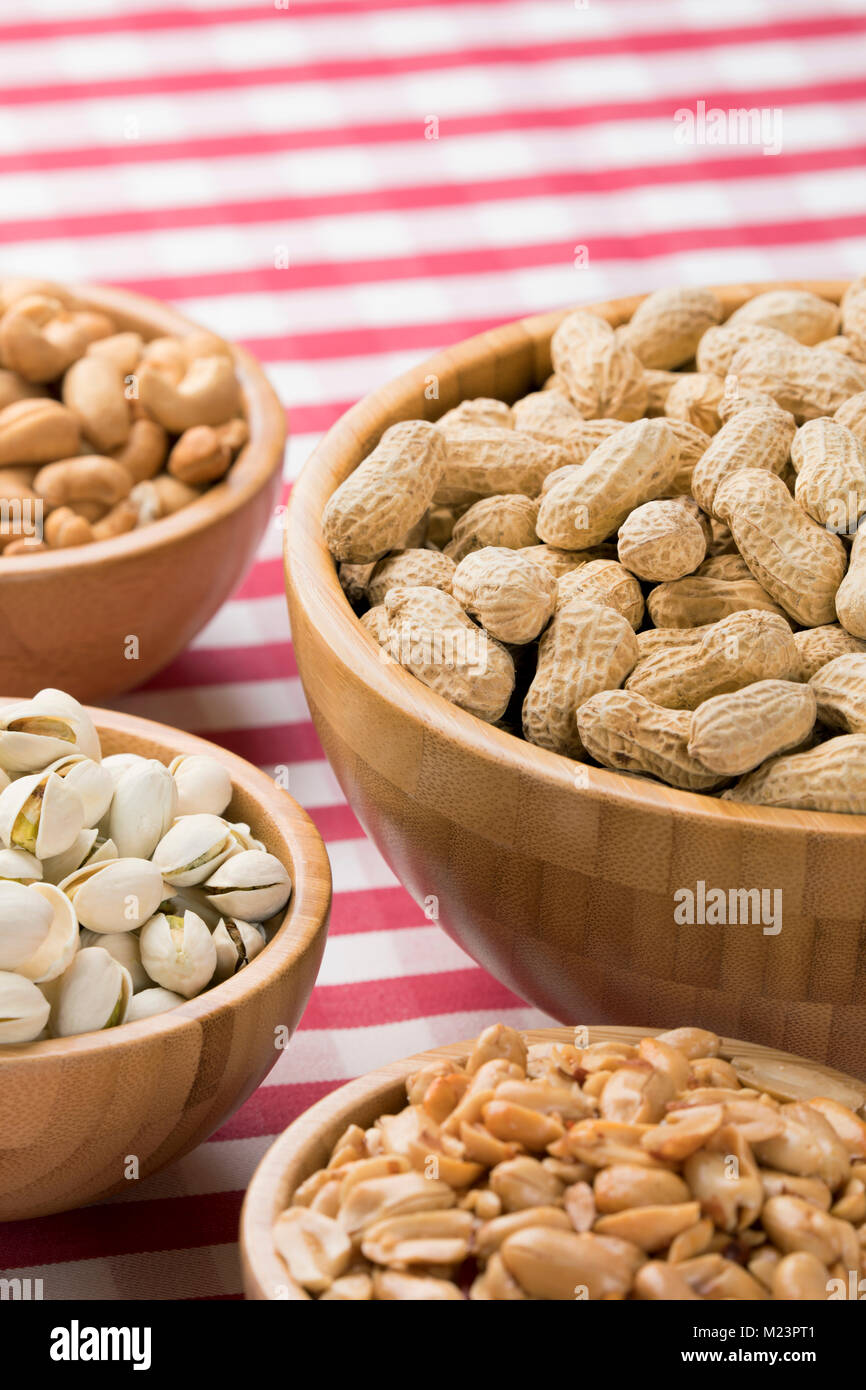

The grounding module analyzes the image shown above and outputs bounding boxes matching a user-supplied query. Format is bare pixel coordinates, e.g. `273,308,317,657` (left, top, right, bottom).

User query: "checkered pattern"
1,0,866,1298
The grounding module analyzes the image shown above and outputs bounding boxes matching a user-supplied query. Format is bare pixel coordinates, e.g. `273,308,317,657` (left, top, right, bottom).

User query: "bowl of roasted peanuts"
0,278,285,701
240,1022,866,1301
285,279,866,1076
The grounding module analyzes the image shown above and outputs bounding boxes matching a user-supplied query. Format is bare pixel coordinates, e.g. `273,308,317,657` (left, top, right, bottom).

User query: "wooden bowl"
0,704,331,1221
0,285,286,702
285,279,866,1080
240,1023,866,1299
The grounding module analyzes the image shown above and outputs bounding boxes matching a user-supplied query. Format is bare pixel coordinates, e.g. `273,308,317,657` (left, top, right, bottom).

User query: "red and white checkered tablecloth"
1,0,866,1300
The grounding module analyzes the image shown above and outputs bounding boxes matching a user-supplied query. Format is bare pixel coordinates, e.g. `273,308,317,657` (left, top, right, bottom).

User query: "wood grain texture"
240,1023,866,1300
0,284,286,702
0,703,331,1221
284,280,866,1080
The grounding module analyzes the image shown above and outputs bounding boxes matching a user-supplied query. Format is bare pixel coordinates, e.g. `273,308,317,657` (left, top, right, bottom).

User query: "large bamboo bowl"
285,279,866,1080
0,284,286,702
0,705,331,1221
240,1024,866,1299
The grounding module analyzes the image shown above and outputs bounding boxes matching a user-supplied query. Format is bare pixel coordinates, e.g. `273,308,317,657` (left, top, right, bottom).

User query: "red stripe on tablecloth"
2,15,866,106
233,557,285,600
5,151,866,246
289,401,355,435
306,803,365,841
0,0,522,42
142,643,299,690
299,969,525,1029
202,723,325,765
234,211,866,360
327,886,425,935
5,79,866,175
212,1077,344,1141
112,144,866,298
0,1192,244,1267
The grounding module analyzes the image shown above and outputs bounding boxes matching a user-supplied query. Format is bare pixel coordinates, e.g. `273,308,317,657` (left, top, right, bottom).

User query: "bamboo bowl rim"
0,702,332,1065
1,283,286,576
240,1023,866,1300
285,278,866,839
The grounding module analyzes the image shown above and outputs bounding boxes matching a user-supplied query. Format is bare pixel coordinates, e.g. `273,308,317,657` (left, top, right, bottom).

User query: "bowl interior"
286,278,866,840
240,1023,866,1299
0,282,286,575
0,702,331,1062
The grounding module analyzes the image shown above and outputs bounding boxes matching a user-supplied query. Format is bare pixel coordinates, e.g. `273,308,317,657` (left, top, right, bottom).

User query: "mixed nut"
0,687,292,1042
325,282,866,812
272,1023,866,1301
0,277,248,555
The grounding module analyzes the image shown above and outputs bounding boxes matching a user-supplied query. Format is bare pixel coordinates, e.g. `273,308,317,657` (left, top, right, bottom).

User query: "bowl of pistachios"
0,277,286,702
0,688,331,1221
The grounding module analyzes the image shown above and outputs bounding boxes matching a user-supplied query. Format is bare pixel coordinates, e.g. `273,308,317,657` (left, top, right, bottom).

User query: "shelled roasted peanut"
0,279,249,556
324,282,866,812
0,688,292,1042
272,1023,866,1301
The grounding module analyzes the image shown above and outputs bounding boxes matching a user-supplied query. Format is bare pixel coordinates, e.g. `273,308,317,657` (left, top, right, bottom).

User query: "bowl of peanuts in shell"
240,1022,866,1301
285,280,866,1078
0,278,285,701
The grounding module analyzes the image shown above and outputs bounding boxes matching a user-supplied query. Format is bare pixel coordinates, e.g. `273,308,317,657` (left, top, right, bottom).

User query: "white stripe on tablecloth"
285,433,319,484
4,29,866,155
4,175,865,298
110,677,310,730
189,597,292,651
6,107,866,219
262,759,344,810
5,0,859,23
102,1135,279,1203
262,1007,559,1086
317,924,479,985
0,2,730,84
325,838,402,894
0,0,279,17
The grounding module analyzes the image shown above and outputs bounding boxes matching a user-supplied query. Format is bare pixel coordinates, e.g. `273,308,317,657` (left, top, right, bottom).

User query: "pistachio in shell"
61,856,164,933
41,830,117,886
151,812,235,887
168,753,232,818
80,926,149,992
0,969,51,1042
100,752,148,788
125,986,185,1022
138,908,217,998
14,882,80,983
0,880,53,970
47,753,113,827
0,846,42,884
53,946,132,1038
0,768,85,859
226,821,265,853
0,687,100,774
212,917,265,982
107,758,177,859
203,849,292,922
162,883,222,929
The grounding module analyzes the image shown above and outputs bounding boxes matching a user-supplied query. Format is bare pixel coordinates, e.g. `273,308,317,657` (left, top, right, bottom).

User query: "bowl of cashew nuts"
0,278,285,701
